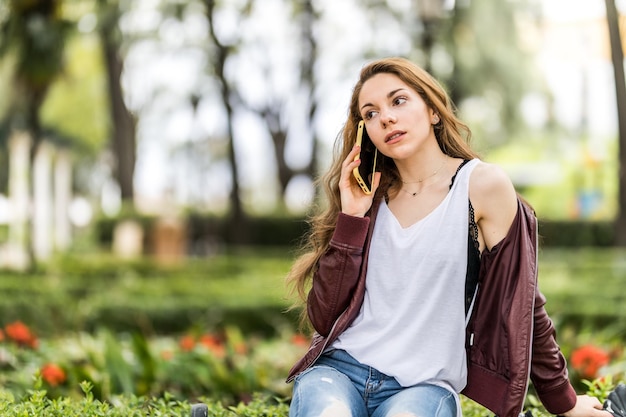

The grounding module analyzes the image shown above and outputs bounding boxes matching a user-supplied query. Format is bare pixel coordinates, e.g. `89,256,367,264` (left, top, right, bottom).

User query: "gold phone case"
352,120,378,195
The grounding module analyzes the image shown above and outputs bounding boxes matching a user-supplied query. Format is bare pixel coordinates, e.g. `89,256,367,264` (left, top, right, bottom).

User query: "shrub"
0,321,624,416
0,251,297,338
0,381,290,416
538,220,614,247
0,378,622,417
0,322,307,404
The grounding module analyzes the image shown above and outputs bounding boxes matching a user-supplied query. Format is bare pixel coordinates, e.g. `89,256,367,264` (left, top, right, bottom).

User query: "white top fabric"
333,159,479,395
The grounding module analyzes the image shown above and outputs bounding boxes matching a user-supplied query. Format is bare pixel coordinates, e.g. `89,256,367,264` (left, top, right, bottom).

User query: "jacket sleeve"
307,213,370,336
530,288,578,415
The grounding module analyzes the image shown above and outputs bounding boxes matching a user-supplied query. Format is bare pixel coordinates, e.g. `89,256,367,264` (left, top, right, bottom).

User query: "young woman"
285,57,611,417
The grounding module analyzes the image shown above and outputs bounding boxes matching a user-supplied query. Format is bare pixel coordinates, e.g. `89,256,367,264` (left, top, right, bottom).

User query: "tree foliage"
439,0,542,147
0,0,575,222
40,34,109,155
0,0,71,143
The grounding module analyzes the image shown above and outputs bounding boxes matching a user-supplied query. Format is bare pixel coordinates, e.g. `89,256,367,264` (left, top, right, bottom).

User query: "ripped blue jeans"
289,349,457,417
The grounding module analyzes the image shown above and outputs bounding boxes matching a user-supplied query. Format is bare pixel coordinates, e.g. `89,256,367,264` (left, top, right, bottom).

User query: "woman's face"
357,73,437,161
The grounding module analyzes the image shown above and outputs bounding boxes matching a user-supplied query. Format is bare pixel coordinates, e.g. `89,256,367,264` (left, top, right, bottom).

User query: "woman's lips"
385,131,405,144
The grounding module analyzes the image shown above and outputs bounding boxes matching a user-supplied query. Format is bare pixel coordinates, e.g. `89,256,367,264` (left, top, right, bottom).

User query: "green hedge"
538,219,615,247
1,248,625,338
186,215,309,248
0,252,298,338
96,213,618,249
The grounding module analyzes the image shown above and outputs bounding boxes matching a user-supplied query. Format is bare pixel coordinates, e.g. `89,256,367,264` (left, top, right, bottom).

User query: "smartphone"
353,120,378,195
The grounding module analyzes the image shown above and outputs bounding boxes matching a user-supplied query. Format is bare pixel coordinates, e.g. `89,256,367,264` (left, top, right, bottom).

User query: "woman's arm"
306,213,370,336
532,290,610,416
307,145,380,335
472,162,611,417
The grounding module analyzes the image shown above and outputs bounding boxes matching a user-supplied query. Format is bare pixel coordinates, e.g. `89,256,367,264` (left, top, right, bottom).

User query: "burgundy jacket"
286,197,577,417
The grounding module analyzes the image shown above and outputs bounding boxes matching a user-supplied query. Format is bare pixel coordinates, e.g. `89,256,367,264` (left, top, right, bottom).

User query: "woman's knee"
290,366,363,417
293,365,349,394
375,385,457,417
318,398,353,417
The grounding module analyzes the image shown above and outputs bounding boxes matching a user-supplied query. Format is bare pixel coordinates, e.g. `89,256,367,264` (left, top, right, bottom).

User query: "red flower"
41,363,66,387
291,334,309,347
199,334,226,358
4,321,37,348
570,345,610,379
179,335,196,352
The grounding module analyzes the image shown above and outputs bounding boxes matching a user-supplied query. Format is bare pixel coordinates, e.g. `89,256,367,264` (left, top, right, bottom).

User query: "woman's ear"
428,106,440,125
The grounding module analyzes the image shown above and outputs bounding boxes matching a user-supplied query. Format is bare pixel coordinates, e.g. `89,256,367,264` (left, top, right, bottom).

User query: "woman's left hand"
562,395,613,417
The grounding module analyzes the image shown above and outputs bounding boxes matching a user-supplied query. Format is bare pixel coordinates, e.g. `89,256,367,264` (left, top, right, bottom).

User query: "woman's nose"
380,108,396,127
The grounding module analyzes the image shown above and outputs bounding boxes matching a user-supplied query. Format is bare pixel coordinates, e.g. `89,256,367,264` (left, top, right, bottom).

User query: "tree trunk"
263,109,292,196
605,0,626,245
300,0,319,181
98,1,136,203
101,31,136,202
205,0,247,243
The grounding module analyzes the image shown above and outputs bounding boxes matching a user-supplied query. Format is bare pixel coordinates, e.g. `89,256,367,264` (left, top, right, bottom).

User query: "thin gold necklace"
401,156,448,184
400,176,443,197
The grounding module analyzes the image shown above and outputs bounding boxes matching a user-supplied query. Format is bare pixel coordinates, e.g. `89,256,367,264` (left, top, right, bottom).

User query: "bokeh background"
0,0,625,259
0,0,625,413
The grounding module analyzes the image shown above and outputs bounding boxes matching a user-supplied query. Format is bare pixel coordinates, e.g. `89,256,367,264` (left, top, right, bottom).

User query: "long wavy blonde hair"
286,57,479,327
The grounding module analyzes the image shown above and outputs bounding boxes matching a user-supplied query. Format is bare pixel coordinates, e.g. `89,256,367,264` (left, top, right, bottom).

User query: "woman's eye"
393,96,407,106
364,111,377,120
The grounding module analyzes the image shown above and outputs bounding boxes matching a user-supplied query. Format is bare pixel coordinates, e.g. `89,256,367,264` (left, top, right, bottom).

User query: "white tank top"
333,159,479,394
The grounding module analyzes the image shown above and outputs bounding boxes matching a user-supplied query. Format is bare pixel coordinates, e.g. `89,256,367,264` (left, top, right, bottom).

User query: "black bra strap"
449,159,471,189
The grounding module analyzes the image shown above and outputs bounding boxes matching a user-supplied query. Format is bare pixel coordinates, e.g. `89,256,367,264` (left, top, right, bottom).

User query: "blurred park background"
0,0,625,413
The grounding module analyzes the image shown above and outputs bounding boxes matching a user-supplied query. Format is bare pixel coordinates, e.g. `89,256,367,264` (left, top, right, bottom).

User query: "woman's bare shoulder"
469,161,518,249
470,161,516,200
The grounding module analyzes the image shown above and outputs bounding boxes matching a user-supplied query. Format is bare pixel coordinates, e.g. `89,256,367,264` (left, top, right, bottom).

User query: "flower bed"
0,321,308,403
1,320,625,416
1,248,625,415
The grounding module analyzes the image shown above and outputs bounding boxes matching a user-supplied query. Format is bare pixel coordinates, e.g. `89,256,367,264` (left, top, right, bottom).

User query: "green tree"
0,0,72,267
437,0,541,147
124,0,545,226
0,0,71,149
352,0,541,148
238,0,321,207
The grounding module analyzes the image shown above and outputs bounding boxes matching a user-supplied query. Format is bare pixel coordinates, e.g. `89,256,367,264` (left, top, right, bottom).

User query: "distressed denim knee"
372,384,458,417
289,365,367,417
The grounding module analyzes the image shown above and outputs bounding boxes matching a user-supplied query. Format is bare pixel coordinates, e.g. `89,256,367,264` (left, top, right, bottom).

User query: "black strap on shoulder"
451,159,481,315
465,205,481,315
449,159,471,190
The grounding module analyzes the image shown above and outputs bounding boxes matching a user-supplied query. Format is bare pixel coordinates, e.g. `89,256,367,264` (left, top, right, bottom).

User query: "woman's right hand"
339,145,381,217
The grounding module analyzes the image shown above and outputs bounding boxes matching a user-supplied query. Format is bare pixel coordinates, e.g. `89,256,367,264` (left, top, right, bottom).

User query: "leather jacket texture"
286,196,577,417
